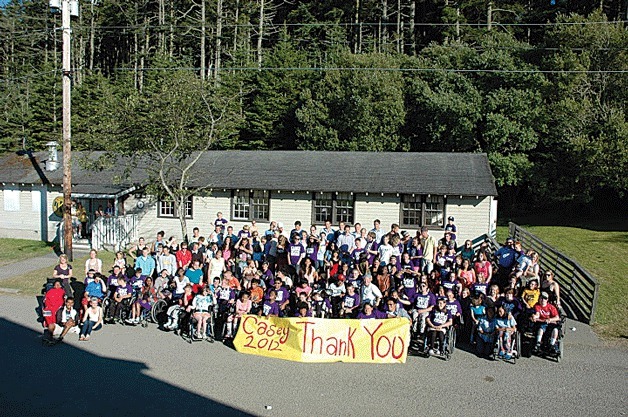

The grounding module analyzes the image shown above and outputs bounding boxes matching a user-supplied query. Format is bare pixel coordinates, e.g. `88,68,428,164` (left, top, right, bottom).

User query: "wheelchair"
181,307,215,344
423,326,456,361
102,295,134,324
150,298,169,326
529,316,566,363
491,329,521,363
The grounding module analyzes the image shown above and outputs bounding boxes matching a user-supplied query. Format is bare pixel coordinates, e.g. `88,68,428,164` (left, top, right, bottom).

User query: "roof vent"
45,141,60,171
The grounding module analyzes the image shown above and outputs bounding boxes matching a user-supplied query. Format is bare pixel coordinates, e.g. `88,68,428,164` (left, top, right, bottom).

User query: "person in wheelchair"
475,306,496,358
225,291,251,339
164,284,194,331
384,297,410,319
191,286,215,339
410,282,436,335
426,297,453,356
126,276,157,325
310,291,332,318
495,304,517,360
531,292,561,354
107,275,133,323
249,278,264,315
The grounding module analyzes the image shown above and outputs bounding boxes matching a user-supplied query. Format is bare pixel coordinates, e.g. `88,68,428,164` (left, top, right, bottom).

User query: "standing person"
77,202,88,239
157,246,177,277
176,242,192,270
84,249,103,275
214,212,229,228
79,297,103,341
370,219,385,244
52,254,73,298
135,247,156,278
444,216,457,243
420,226,437,274
493,237,517,287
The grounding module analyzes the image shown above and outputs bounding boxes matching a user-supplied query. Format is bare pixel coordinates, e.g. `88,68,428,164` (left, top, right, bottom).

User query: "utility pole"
61,0,73,260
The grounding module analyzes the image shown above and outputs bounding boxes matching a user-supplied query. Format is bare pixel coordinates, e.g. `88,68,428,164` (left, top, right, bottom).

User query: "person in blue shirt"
493,237,517,286
135,247,156,278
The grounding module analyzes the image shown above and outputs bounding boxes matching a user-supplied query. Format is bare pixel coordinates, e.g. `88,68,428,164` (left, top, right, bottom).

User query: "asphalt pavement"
0,294,626,417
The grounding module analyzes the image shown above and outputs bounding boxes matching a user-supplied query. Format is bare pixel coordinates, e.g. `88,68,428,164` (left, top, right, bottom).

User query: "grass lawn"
0,239,55,266
0,250,116,296
497,224,628,339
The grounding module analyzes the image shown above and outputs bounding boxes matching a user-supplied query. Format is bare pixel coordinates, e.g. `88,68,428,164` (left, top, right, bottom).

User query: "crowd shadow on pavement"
0,318,251,417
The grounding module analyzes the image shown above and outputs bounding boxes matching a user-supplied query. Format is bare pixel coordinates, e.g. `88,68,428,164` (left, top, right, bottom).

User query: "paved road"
0,252,59,282
0,294,626,417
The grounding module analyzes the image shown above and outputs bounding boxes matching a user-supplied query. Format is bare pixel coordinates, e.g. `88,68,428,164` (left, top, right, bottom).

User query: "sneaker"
428,349,435,356
85,335,90,341
504,354,512,360
533,343,541,353
551,344,560,354
498,351,505,358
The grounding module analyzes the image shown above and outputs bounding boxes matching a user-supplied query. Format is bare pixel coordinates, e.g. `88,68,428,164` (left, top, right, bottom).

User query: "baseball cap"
277,222,284,229
540,292,549,299
448,216,454,221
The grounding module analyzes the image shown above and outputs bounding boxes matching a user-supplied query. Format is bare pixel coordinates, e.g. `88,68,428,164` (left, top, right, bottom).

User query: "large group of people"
42,213,564,359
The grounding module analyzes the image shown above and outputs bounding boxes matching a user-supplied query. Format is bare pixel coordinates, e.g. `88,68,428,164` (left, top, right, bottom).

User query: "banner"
233,315,411,363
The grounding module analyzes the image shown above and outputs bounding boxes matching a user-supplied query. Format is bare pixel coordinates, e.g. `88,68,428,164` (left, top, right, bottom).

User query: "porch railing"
91,214,139,252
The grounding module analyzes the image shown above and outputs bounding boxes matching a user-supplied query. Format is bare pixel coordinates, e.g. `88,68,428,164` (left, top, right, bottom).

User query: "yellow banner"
233,315,411,363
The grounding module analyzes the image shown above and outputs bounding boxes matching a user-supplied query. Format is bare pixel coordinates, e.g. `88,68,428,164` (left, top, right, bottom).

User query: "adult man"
288,235,305,274
420,226,437,274
209,224,223,246
46,297,78,343
384,298,411,319
494,237,518,286
176,242,192,270
360,274,382,307
189,227,201,244
321,220,335,242
290,221,303,240
531,292,561,353
225,226,238,247
135,247,156,278
337,224,356,258
157,245,177,277
368,219,383,244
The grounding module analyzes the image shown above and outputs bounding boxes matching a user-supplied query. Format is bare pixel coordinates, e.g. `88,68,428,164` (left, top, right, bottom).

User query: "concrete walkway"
0,252,59,282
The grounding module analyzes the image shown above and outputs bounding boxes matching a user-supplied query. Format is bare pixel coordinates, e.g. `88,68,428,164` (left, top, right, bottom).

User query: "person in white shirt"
360,274,383,307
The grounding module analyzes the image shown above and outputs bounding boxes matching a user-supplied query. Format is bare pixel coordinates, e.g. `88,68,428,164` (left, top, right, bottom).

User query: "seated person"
249,278,265,314
164,284,194,330
295,302,312,318
260,290,280,317
340,283,361,318
127,276,157,325
495,304,517,359
310,291,332,318
410,283,436,334
469,294,486,344
108,276,133,323
356,302,387,319
226,291,251,339
531,292,561,353
475,307,495,358
185,260,204,291
445,289,462,324
46,297,78,343
192,286,215,339
426,297,453,355
43,279,66,329
267,278,290,316
384,297,411,320
80,296,103,341
521,279,540,313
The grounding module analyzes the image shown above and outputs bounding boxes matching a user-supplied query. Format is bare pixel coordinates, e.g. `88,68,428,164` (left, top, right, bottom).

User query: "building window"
232,190,269,221
158,196,193,218
312,192,354,224
401,195,445,228
3,189,20,212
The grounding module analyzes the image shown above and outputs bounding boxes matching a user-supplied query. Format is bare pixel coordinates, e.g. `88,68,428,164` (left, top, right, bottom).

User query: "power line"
108,66,628,74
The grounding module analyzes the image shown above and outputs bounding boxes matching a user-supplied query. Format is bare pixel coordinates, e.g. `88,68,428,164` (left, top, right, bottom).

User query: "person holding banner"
356,302,387,319
340,284,361,318
260,290,280,317
384,298,411,320
267,279,290,316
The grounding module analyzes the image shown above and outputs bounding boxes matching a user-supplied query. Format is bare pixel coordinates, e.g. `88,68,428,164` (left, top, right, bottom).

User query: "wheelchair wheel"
102,297,112,322
151,299,167,324
515,332,522,359
556,340,563,363
448,328,457,355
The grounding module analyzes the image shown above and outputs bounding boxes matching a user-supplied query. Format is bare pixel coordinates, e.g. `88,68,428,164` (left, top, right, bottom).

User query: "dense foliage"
0,0,626,207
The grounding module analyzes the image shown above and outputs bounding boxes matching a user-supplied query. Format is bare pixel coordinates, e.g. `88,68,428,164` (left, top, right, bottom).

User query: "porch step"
72,238,92,253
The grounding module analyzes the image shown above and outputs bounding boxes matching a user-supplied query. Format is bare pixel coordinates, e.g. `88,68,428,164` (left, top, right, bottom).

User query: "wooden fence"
508,222,599,324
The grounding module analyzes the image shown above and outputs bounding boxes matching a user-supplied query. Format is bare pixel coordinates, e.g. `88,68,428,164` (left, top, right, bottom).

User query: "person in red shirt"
531,292,560,353
176,242,192,270
43,279,65,328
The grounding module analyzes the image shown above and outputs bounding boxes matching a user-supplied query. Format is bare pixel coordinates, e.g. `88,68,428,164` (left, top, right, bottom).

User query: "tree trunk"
396,0,402,53
257,0,265,68
409,0,416,55
200,0,206,81
233,0,239,53
169,0,175,57
381,0,388,50
89,1,95,71
215,0,223,82
354,0,360,53
158,0,166,54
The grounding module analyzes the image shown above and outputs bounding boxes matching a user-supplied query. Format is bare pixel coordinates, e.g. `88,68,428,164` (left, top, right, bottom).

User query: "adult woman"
473,252,492,283
222,237,234,273
234,236,253,277
275,235,289,272
299,257,318,285
460,240,475,262
495,304,517,360
541,269,562,310
127,277,157,324
53,254,73,297
251,231,264,266
457,258,476,288
79,297,103,341
485,284,500,308
377,235,394,266
84,249,103,275
128,237,148,261
208,249,226,282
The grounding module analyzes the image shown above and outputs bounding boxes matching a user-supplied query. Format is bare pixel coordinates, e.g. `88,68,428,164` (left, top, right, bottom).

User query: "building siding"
445,196,492,243
355,194,401,232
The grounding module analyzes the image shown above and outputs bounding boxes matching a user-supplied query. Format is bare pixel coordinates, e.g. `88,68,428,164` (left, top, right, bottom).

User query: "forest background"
0,0,626,215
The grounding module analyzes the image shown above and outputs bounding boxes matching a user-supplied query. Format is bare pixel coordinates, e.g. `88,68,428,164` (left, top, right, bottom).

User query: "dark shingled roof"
0,150,497,196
